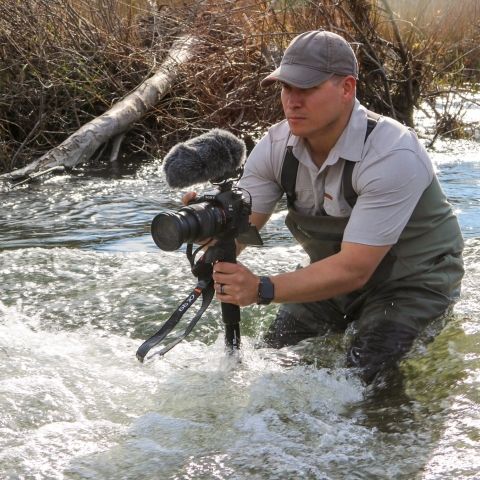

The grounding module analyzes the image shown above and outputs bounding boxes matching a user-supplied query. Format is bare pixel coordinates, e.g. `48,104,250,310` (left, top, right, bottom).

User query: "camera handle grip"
214,237,241,350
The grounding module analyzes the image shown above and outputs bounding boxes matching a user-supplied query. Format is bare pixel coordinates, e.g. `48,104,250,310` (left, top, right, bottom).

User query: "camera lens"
151,203,226,251
151,213,187,251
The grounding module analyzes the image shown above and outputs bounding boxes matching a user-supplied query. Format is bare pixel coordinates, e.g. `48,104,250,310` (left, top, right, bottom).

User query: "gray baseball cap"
261,30,358,88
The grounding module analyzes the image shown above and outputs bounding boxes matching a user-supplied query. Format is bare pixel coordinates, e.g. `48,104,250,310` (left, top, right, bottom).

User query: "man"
186,30,464,383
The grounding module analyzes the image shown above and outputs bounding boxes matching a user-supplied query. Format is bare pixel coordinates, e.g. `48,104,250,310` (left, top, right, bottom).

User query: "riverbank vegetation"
1,0,479,174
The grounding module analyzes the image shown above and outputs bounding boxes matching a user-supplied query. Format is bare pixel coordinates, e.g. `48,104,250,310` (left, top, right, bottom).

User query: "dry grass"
0,0,478,173
381,0,480,83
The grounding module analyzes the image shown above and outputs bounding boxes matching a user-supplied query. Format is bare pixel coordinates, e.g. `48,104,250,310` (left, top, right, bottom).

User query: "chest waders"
265,112,464,383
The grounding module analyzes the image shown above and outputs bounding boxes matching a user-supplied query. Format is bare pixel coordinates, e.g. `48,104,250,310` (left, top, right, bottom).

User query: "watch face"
258,276,274,304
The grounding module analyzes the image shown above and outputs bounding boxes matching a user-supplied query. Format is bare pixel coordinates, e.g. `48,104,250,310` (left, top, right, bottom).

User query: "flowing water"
1,110,480,479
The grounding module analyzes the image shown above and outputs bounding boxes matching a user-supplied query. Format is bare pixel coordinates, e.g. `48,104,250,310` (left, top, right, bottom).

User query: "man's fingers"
213,261,239,274
213,272,230,287
181,191,197,206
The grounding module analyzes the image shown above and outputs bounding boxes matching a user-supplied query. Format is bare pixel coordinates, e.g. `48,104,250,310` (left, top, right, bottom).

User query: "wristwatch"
257,276,274,305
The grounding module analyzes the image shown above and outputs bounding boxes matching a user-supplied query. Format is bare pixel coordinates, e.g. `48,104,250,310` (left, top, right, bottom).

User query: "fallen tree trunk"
1,34,197,182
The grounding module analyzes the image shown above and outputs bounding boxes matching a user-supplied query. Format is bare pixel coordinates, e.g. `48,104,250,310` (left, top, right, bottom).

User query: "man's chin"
288,126,309,139
287,121,306,136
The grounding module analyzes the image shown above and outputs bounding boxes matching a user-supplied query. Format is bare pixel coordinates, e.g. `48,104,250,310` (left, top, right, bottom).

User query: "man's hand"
213,261,260,306
181,191,197,206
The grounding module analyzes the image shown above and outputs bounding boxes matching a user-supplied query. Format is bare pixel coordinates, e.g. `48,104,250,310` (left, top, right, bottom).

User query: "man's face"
280,77,352,141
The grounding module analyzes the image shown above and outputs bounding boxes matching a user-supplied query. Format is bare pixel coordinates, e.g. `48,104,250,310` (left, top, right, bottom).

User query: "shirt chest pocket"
293,188,315,215
323,194,351,217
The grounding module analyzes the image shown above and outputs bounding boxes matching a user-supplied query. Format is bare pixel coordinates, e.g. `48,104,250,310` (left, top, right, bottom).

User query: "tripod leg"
224,322,240,349
215,238,241,350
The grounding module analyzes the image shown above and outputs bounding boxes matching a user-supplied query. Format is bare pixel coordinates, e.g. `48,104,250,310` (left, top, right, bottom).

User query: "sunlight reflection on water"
0,109,479,478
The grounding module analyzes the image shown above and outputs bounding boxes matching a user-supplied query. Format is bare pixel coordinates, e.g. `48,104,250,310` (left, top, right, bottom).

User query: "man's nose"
286,90,303,107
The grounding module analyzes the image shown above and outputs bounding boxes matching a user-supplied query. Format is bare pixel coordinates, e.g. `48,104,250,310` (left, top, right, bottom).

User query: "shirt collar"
331,99,368,163
287,133,317,171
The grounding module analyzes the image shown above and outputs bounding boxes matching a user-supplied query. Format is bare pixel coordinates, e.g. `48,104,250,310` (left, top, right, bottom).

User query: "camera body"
151,181,262,252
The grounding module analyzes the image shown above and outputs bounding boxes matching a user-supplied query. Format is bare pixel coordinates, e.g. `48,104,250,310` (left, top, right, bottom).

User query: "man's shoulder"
248,119,291,163
356,102,418,142
368,114,425,154
266,119,291,143
375,114,412,133
356,110,434,180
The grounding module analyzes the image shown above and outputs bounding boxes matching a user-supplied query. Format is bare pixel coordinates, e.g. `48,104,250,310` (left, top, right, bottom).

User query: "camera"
151,180,263,251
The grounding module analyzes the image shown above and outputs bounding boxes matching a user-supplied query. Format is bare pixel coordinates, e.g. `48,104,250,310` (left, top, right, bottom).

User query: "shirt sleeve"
343,145,433,246
237,134,284,215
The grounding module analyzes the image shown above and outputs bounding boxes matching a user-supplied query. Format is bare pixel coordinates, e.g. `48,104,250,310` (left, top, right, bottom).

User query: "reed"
0,0,478,173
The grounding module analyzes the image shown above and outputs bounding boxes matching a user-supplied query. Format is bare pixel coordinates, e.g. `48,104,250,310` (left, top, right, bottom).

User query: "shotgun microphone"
163,129,246,189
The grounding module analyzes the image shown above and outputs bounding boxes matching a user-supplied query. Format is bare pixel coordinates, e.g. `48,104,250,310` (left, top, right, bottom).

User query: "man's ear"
342,76,357,103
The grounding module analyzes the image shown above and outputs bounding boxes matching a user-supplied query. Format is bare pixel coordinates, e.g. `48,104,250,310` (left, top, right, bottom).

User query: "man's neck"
307,103,354,169
308,143,333,169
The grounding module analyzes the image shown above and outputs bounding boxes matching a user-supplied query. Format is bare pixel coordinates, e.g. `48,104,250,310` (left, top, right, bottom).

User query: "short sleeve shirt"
238,100,434,247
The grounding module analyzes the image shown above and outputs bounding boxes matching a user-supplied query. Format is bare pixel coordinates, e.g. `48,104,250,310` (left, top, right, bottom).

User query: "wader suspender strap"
281,111,381,209
281,146,298,207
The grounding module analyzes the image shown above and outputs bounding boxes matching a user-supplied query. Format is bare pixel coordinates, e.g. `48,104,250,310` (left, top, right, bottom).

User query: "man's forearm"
212,238,391,307
270,242,392,304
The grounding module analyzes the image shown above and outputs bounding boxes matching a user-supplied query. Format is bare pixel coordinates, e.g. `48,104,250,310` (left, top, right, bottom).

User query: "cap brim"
260,64,334,89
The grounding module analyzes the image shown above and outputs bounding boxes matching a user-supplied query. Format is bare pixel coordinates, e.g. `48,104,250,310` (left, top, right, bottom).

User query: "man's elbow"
339,242,393,291
348,273,368,291
357,273,372,290
348,266,377,291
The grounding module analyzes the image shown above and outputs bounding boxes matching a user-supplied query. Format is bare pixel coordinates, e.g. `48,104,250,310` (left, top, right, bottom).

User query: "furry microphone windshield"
163,129,247,189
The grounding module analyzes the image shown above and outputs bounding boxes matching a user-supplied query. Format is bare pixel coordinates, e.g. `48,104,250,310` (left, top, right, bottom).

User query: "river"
0,106,479,479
